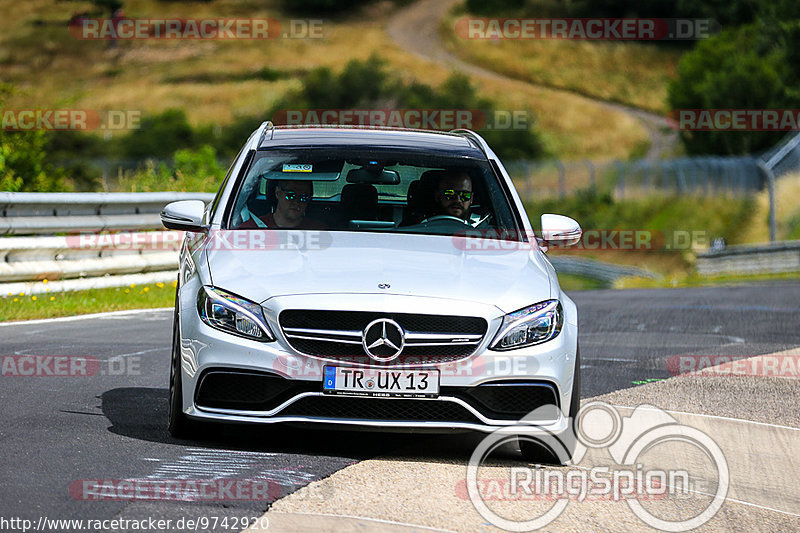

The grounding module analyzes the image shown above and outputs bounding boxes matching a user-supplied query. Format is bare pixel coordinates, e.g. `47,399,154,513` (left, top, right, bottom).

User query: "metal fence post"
757,160,777,242
585,159,596,190
556,159,566,198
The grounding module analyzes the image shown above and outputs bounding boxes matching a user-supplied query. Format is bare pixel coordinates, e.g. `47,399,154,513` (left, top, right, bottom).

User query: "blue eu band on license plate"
324,366,337,389
322,366,439,398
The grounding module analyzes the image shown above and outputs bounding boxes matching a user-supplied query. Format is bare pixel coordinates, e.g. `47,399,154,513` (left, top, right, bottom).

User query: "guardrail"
0,192,214,235
1,192,213,295
696,241,800,276
548,256,660,286
2,192,666,295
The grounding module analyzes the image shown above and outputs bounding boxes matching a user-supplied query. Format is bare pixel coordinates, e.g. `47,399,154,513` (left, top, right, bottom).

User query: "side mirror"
540,213,582,247
161,200,208,232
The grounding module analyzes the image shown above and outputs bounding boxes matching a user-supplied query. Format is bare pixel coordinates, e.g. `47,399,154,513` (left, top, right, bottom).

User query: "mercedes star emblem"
362,318,405,362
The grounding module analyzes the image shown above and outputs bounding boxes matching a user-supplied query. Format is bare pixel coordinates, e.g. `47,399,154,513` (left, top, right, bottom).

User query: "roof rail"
257,121,275,147
450,128,490,157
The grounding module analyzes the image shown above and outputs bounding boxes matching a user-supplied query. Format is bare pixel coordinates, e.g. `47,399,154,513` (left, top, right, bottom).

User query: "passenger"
433,171,473,221
239,180,327,229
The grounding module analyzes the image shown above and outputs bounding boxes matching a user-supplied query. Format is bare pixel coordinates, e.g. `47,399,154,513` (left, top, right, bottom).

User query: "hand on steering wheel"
422,215,470,225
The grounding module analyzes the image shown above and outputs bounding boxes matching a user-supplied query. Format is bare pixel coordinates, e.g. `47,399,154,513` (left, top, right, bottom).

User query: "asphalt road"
1,282,799,532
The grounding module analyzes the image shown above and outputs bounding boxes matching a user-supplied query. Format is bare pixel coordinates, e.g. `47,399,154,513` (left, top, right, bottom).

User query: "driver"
433,171,473,221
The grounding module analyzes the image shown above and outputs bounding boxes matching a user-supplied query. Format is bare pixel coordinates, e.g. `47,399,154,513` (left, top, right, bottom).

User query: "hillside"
0,0,659,161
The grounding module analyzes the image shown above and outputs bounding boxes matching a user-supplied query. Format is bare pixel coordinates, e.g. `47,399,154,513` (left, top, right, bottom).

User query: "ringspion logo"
467,402,729,531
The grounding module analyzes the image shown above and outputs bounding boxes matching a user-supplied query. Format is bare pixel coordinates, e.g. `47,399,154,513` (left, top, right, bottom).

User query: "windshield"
227,148,523,239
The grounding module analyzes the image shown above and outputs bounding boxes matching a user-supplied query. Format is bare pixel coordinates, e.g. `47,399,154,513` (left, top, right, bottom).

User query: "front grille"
195,370,317,411
279,310,488,365
279,396,483,424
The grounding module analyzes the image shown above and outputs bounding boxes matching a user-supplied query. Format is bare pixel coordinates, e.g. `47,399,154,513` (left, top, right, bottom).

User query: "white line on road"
612,404,800,431
0,307,172,327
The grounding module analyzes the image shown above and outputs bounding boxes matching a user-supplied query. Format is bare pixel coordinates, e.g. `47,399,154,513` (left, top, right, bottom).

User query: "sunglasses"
281,191,311,203
441,189,473,202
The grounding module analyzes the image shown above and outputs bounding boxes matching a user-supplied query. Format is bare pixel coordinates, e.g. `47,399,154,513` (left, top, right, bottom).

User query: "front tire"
168,295,201,439
519,343,581,465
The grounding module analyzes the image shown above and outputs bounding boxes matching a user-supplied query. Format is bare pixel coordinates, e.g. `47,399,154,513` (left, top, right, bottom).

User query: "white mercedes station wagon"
161,124,583,462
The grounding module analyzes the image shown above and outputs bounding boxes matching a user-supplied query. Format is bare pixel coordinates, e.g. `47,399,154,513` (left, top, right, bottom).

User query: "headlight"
490,300,563,350
197,286,274,341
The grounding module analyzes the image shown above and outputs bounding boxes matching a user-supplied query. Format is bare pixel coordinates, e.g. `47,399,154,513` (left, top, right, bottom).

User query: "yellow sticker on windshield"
282,164,312,172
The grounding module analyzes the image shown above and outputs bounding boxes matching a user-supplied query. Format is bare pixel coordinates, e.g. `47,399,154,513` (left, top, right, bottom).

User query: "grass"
615,270,800,289
0,0,650,161
739,171,800,243
556,273,607,291
524,190,758,278
0,273,605,322
0,281,175,322
441,8,682,114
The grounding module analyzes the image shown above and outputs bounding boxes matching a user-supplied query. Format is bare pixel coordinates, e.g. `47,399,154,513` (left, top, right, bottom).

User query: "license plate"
322,366,439,398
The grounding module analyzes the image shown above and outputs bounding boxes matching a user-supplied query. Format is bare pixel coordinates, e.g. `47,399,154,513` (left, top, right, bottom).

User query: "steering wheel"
472,213,493,228
422,215,470,225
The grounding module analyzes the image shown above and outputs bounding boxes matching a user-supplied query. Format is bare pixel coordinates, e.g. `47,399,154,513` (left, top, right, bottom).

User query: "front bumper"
176,284,579,434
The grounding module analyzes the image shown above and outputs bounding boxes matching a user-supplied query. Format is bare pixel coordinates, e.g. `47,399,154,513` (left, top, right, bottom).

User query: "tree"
668,24,791,155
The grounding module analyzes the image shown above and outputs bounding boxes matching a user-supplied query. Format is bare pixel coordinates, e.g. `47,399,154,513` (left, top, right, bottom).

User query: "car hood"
204,230,553,313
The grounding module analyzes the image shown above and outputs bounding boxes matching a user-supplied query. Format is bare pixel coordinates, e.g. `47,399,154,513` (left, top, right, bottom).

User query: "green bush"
118,145,223,192
118,109,198,159
0,130,67,192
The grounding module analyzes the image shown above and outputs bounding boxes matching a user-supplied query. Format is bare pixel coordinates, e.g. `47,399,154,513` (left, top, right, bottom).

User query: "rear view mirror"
346,167,401,184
